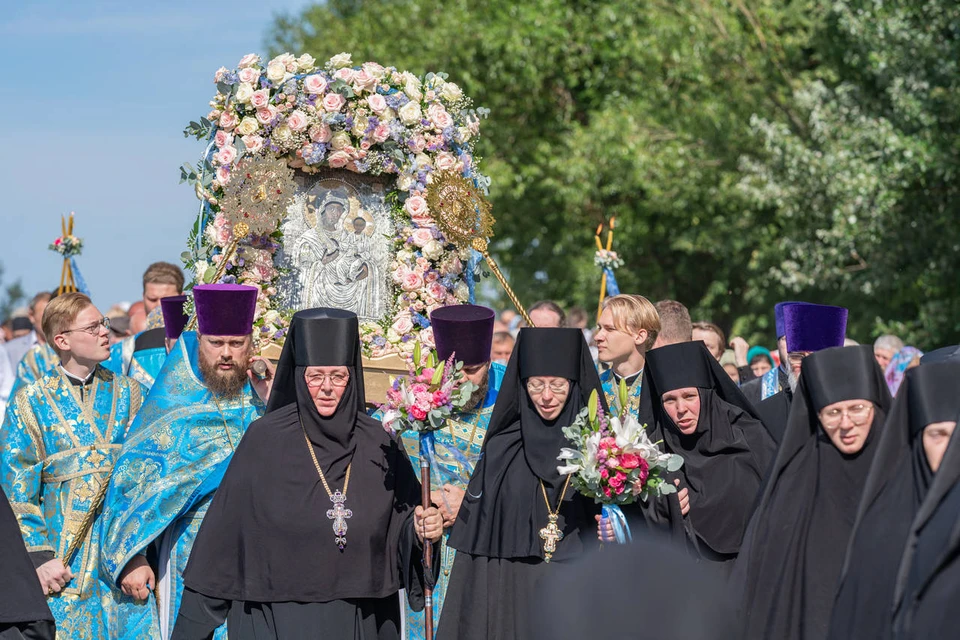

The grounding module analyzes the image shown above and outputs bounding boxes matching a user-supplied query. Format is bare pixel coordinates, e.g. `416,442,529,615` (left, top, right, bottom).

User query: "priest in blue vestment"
99,284,274,640
0,292,145,639
740,301,798,407
398,305,504,640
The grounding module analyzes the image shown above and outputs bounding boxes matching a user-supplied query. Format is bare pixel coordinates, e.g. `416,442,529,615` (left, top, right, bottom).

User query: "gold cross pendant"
539,514,564,563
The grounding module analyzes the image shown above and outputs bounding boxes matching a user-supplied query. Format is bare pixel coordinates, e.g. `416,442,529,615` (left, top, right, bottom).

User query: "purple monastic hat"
160,295,189,341
430,304,496,366
193,284,258,336
783,303,848,353
774,301,801,339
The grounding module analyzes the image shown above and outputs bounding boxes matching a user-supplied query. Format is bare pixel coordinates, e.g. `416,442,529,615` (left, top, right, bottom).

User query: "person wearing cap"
99,284,274,640
0,293,146,638
740,301,799,407
170,309,442,640
159,296,190,354
753,302,849,443
395,304,505,639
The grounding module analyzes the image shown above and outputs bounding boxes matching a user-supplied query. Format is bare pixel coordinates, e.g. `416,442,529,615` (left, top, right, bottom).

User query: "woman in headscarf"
827,361,960,640
644,341,776,566
891,407,960,639
732,345,891,640
747,346,774,378
885,346,924,396
170,308,443,640
436,328,615,639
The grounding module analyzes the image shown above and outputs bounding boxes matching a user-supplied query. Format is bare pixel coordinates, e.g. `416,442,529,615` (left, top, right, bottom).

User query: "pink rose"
310,123,332,143
605,457,620,469
427,103,454,129
353,69,376,91
434,151,458,172
286,110,308,131
410,406,428,421
303,74,327,95
410,383,429,396
427,282,446,302
619,453,640,469
219,111,238,130
250,89,270,109
600,468,609,480
416,256,430,270
214,67,229,83
255,106,278,125
242,134,264,154
238,53,259,68
367,94,387,114
322,93,346,112
425,271,439,283
327,150,351,168
391,313,414,335
408,135,426,154
401,270,424,292
214,129,231,149
432,390,450,406
372,123,390,143
215,145,238,165
216,166,230,185
420,327,435,348
608,473,626,491
333,67,355,83
404,195,430,224
411,228,434,248
238,67,260,84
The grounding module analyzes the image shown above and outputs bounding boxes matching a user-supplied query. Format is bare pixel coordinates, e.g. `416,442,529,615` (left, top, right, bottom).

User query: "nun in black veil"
827,361,960,640
170,308,442,640
643,341,776,566
732,345,891,640
437,328,622,640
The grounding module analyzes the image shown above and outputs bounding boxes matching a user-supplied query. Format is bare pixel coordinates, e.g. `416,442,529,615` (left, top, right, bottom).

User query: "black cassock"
171,309,435,640
0,485,55,640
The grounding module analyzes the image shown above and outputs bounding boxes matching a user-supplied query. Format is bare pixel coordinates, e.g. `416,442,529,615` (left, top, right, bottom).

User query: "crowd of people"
1,259,958,640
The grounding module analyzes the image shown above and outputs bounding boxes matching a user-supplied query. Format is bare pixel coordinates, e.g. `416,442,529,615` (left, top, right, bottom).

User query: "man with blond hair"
594,294,661,419
0,292,145,638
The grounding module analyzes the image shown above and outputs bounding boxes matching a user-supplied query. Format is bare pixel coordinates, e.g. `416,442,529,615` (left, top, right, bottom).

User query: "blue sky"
0,0,315,310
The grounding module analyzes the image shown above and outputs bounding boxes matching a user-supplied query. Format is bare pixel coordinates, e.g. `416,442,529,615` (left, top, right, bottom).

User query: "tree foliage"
266,0,960,347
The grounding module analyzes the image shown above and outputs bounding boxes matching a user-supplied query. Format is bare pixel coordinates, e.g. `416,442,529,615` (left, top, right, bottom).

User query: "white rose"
433,151,457,172
296,53,316,71
238,53,260,68
398,101,422,126
454,281,470,302
458,126,472,142
330,131,352,150
236,117,259,136
397,173,414,191
440,82,463,102
194,260,211,281
363,62,386,79
397,249,415,263
273,125,293,144
367,94,387,114
415,153,432,169
402,73,423,101
235,82,254,103
241,134,264,154
352,116,369,137
262,310,281,326
328,52,352,69
266,62,286,83
422,240,444,260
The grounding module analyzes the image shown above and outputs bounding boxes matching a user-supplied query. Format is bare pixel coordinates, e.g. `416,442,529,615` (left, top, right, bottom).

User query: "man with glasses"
0,293,146,638
754,302,849,443
100,284,274,639
395,304,505,640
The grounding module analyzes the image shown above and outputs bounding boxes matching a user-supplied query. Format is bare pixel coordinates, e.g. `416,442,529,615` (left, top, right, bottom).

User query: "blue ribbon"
603,267,620,297
466,249,483,304
419,429,474,488
69,258,91,296
601,504,632,544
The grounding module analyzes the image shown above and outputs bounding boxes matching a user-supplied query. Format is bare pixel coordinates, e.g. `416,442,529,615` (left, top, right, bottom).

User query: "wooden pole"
595,233,607,322
419,435,435,640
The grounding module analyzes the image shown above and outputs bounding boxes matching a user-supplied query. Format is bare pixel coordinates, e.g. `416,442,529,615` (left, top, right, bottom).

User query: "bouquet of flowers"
594,248,624,271
379,341,477,434
558,383,683,542
49,234,83,258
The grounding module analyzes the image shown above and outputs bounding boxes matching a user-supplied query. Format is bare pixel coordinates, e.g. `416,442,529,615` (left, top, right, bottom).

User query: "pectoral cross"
326,490,353,550
539,514,564,563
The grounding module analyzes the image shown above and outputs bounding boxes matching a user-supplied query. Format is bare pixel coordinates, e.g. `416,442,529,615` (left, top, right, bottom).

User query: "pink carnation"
410,406,428,421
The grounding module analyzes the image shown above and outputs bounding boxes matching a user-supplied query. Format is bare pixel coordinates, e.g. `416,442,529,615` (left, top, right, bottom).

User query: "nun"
436,328,613,639
644,341,777,565
732,345,891,640
827,361,960,640
170,308,442,640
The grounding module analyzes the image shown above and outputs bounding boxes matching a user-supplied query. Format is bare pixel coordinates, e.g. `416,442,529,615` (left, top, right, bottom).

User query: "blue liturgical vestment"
599,367,643,421
0,365,144,639
99,332,264,640
104,330,167,391
8,342,59,400
398,362,505,639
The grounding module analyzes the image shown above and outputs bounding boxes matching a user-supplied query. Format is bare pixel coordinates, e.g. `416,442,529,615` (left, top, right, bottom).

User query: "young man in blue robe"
398,305,505,640
0,293,145,639
99,284,274,640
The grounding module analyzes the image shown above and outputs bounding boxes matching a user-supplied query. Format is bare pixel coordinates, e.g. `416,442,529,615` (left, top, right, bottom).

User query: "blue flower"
373,336,387,347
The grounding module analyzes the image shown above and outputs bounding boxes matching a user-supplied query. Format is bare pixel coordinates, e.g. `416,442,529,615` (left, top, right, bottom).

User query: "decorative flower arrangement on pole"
594,218,622,321
181,52,492,357
49,212,89,296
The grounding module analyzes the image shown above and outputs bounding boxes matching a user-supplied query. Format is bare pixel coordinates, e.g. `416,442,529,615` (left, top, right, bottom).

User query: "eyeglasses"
820,403,872,427
61,317,110,336
305,372,350,388
526,380,570,395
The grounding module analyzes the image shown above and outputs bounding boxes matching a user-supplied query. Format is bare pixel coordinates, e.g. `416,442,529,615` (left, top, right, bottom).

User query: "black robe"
172,309,435,640
827,362,960,640
0,485,55,640
732,346,891,640
891,408,960,639
438,329,613,640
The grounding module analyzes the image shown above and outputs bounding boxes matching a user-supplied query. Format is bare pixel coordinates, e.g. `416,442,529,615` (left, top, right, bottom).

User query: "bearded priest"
99,284,274,640
397,304,505,640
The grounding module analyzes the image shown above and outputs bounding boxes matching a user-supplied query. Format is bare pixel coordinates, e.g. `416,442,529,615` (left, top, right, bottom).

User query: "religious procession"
3,2,960,639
